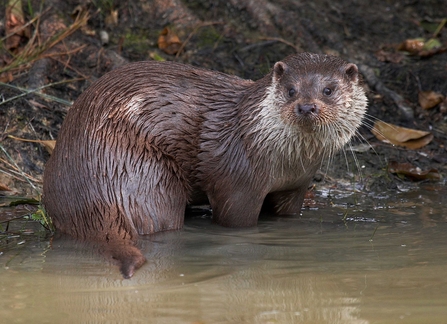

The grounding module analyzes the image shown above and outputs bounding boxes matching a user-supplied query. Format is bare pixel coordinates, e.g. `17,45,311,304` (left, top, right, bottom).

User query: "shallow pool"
1,187,446,323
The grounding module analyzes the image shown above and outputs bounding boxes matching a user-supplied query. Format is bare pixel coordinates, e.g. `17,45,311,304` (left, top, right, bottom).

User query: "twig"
0,79,78,106
433,18,447,38
0,10,90,76
0,144,40,195
0,7,50,42
0,167,29,183
358,63,414,121
259,36,301,52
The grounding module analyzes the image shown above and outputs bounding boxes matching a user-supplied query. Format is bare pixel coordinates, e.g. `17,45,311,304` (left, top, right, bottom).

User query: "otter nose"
296,103,319,115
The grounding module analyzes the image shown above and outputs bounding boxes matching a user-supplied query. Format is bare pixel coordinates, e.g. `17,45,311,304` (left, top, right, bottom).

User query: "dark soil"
1,0,446,202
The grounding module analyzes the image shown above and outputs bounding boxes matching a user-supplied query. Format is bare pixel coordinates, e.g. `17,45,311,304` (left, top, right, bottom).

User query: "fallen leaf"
418,90,445,109
375,49,404,64
440,98,447,114
398,38,425,54
5,0,30,52
8,135,56,154
105,9,119,27
158,27,182,55
371,121,433,150
0,183,12,191
397,37,446,57
0,71,14,83
71,4,95,36
417,45,447,58
388,161,441,181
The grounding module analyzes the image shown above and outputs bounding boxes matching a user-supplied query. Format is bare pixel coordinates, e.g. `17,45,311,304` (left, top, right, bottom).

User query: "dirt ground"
1,0,446,203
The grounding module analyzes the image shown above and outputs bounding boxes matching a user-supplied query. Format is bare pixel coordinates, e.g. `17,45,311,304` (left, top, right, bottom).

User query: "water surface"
1,187,446,323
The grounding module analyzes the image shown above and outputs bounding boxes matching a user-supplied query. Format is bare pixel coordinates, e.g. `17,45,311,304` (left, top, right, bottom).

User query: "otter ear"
344,63,359,82
273,61,288,81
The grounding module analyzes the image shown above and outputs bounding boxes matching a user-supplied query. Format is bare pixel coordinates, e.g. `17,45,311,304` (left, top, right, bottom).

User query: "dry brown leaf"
375,49,404,64
158,27,182,55
70,5,95,36
388,161,441,181
371,121,433,150
417,46,447,58
398,38,425,54
5,0,30,52
8,135,56,154
0,183,12,191
397,38,446,57
105,9,119,27
0,71,14,83
418,90,445,110
440,98,447,114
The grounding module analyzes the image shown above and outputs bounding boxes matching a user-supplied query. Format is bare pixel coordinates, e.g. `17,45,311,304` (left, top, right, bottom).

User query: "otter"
43,53,367,278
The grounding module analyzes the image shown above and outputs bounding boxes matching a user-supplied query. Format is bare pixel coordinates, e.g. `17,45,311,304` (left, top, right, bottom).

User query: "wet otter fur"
43,53,367,278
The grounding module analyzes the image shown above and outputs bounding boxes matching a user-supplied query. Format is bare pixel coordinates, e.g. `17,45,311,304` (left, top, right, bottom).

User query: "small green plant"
31,204,54,233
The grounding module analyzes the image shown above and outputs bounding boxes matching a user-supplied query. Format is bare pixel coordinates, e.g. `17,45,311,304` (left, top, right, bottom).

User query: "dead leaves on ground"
418,91,445,110
372,120,441,181
388,161,441,181
397,37,444,57
373,15,444,150
158,27,182,55
1,1,90,82
5,0,31,53
398,19,446,57
377,38,446,62
0,183,12,192
376,18,446,61
371,121,433,150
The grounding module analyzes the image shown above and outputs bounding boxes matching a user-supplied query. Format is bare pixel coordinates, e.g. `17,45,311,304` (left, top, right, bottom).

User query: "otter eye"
323,87,333,96
288,88,296,97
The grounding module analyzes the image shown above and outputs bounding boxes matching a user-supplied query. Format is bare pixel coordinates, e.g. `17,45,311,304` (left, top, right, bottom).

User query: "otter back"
43,53,367,278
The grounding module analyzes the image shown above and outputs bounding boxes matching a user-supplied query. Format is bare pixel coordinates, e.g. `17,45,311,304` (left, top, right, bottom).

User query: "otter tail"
102,238,147,279
106,241,146,279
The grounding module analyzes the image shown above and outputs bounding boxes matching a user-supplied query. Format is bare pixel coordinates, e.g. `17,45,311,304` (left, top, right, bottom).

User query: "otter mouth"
296,103,319,116
294,102,324,132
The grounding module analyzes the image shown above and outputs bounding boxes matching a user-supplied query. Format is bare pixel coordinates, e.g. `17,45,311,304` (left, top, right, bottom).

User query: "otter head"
269,53,367,151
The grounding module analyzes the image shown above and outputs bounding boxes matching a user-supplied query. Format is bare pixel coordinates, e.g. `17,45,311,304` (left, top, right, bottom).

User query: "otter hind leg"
109,155,189,278
125,155,190,234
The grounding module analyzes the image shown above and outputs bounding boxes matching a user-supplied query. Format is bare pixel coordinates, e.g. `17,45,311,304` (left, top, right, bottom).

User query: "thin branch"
0,79,79,106
259,36,301,52
0,144,40,194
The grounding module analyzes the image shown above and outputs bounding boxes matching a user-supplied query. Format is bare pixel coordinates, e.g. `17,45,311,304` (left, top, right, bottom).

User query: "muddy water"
1,187,447,323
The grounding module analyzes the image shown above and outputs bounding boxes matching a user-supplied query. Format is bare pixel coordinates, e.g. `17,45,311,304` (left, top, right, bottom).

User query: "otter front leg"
265,186,310,215
208,189,266,228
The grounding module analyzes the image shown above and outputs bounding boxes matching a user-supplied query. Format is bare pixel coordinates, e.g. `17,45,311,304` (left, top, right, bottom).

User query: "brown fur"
43,53,367,278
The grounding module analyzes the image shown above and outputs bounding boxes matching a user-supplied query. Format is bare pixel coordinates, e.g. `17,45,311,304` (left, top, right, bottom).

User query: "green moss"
122,29,157,55
196,26,223,49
